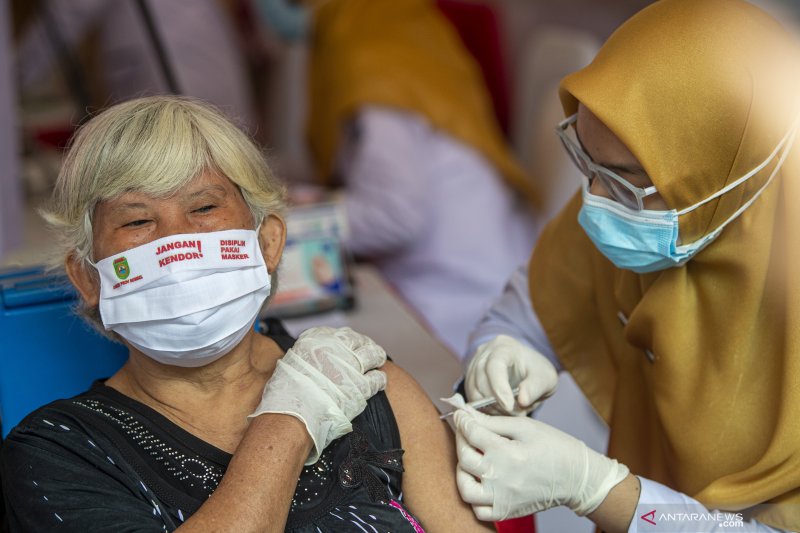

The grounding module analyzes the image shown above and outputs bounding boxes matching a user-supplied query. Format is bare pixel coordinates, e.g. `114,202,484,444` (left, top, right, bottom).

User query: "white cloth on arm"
631,477,790,532
340,106,538,356
465,263,559,369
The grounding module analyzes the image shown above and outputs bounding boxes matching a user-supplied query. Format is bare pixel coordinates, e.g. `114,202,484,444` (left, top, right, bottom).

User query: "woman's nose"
153,212,198,240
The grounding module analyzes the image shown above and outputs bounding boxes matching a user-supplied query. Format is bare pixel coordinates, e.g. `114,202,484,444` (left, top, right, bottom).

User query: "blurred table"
282,265,462,414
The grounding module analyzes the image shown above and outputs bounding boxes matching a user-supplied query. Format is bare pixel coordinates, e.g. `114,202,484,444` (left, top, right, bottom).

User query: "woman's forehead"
94,171,243,215
576,105,643,167
108,171,237,202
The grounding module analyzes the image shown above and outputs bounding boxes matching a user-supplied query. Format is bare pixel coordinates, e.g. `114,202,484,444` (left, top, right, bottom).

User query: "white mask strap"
678,116,800,216
676,125,797,254
83,211,98,269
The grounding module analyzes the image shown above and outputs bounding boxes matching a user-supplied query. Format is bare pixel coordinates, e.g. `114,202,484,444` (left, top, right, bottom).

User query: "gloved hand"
453,408,629,520
250,326,387,464
465,335,558,415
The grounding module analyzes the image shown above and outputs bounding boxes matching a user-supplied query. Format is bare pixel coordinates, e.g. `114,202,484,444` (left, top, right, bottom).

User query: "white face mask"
92,228,271,367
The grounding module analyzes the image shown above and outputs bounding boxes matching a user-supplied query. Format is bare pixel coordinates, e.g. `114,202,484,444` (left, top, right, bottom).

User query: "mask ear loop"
677,115,800,216
81,210,100,269
254,216,271,275
674,122,798,259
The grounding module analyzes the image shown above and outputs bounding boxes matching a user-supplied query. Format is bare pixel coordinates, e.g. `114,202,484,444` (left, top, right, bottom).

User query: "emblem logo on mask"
113,257,130,280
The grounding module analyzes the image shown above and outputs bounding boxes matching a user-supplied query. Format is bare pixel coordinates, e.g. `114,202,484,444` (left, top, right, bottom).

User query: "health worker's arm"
462,264,561,412
382,361,494,532
338,106,432,258
597,477,789,533
454,412,791,533
465,263,559,370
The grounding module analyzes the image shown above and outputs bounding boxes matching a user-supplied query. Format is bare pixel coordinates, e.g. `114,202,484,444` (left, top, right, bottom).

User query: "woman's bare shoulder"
380,360,494,532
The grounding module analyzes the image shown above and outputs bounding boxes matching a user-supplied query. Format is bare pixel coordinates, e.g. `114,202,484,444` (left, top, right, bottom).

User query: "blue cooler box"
0,266,127,438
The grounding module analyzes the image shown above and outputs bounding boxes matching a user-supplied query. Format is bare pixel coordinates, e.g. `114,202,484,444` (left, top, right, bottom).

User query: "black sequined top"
1,327,425,532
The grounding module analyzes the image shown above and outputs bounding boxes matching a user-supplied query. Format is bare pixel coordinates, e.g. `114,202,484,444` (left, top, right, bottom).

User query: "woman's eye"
193,205,216,214
123,219,150,228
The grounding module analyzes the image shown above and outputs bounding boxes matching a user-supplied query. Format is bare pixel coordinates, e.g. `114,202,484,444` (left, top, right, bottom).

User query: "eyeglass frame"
556,113,659,211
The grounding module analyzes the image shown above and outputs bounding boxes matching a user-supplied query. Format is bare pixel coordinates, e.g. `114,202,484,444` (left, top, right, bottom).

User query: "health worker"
303,0,539,356
454,1,800,531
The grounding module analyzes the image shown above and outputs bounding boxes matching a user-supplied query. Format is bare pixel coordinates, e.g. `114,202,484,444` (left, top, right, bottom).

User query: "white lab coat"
339,106,538,356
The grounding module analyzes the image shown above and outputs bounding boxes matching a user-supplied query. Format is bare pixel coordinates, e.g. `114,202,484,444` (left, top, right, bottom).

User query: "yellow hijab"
306,0,537,204
529,0,800,528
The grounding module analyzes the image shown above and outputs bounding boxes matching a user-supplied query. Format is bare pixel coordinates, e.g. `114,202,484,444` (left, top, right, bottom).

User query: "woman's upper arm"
381,360,494,532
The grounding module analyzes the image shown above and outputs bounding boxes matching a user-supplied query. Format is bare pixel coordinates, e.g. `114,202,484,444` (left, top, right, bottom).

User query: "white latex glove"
454,408,629,520
250,327,387,464
465,335,558,415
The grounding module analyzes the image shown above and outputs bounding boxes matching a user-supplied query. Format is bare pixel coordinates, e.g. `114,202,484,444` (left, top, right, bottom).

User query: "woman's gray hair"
41,95,286,330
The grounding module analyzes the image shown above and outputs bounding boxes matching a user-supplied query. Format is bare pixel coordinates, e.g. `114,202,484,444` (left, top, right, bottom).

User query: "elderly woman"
0,96,490,532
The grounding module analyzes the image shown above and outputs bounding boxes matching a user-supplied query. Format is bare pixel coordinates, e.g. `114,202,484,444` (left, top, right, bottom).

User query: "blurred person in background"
14,0,255,132
260,0,540,357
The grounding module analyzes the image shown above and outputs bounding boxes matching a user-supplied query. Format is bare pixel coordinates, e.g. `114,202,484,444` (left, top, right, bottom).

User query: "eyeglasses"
556,113,658,211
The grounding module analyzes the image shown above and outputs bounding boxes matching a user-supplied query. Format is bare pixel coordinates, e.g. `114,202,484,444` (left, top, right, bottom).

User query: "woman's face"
68,170,285,308
575,104,669,211
91,170,256,262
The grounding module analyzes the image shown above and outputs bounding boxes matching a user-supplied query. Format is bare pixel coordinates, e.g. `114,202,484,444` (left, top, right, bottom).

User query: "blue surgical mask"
578,123,797,273
256,0,308,42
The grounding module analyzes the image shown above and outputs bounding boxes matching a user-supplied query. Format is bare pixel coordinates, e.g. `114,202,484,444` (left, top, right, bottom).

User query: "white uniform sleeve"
465,263,560,370
630,477,792,532
339,107,431,258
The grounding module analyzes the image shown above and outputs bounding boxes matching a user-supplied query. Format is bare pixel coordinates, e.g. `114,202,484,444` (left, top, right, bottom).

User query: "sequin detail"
339,429,404,504
74,399,223,491
290,444,337,511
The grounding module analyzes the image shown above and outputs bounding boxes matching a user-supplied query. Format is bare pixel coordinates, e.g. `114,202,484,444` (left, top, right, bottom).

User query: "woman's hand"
465,335,558,415
454,408,630,521
250,327,387,463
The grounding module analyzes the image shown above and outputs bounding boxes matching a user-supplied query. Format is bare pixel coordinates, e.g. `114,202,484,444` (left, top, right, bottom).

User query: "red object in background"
436,0,512,137
495,515,536,533
32,125,77,150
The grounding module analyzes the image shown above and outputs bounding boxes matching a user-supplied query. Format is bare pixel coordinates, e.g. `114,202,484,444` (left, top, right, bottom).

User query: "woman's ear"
259,214,286,273
64,253,100,307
